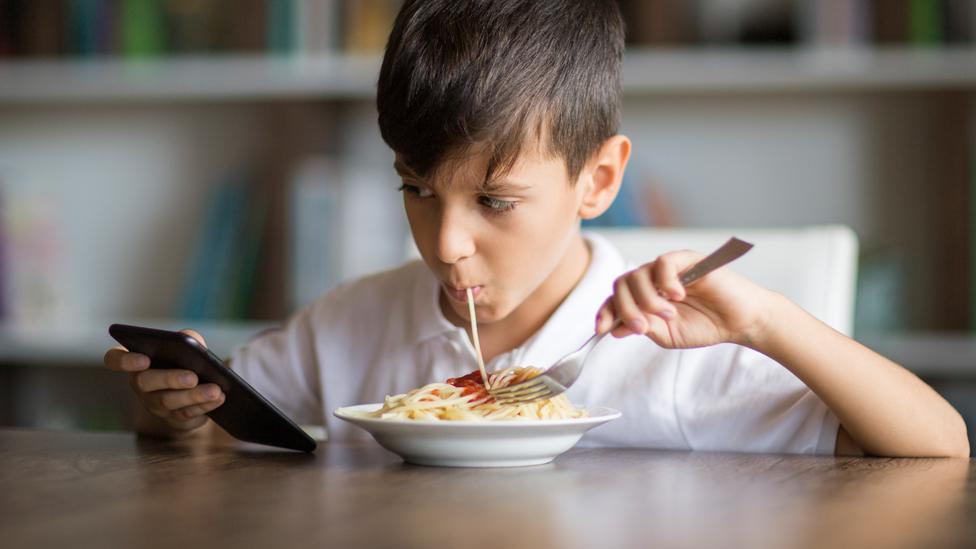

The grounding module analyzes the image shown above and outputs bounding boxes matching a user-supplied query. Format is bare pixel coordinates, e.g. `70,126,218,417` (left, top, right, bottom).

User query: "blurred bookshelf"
0,54,381,102
0,319,274,365
623,47,976,92
5,47,976,103
2,0,976,382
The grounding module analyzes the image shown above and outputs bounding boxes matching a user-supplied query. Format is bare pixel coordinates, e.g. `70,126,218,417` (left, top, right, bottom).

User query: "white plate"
333,403,621,468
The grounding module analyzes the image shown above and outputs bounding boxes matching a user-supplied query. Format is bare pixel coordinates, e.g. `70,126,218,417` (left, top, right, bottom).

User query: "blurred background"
1,0,975,453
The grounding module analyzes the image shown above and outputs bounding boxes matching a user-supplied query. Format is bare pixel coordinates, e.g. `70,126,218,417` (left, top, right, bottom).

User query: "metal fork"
488,237,754,405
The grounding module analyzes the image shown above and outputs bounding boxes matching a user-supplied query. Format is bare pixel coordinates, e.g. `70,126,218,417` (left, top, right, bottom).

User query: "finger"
164,414,209,432
643,314,674,347
653,254,686,301
595,298,616,334
180,329,207,348
170,395,225,421
104,347,150,372
157,384,223,411
130,369,198,394
626,268,676,320
612,276,646,336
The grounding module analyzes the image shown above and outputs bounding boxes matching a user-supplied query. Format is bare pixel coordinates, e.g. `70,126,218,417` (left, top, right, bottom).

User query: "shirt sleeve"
674,343,839,455
227,308,324,426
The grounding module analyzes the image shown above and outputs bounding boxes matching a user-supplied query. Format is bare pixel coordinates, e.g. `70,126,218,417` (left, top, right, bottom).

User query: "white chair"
590,225,859,336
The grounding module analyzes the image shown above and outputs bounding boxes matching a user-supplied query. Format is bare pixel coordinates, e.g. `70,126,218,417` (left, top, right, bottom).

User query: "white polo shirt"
230,233,839,454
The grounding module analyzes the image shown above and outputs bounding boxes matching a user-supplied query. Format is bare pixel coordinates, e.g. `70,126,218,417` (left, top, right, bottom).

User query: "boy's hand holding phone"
595,250,772,350
103,329,225,432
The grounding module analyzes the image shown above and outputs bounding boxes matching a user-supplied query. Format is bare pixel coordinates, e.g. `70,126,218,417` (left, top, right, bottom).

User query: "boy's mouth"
443,284,482,303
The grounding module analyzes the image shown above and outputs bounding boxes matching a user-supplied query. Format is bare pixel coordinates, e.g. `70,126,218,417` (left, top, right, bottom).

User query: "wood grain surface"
1,429,973,549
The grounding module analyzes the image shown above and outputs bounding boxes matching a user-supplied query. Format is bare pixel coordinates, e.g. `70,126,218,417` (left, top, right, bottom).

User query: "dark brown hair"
377,0,625,183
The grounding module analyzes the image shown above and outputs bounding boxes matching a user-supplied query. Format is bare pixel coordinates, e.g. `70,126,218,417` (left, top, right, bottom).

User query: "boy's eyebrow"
479,179,532,193
394,158,531,193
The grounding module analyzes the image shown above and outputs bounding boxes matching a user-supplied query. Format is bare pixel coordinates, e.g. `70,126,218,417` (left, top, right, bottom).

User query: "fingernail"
658,309,675,320
180,374,195,386
135,355,150,369
206,387,220,399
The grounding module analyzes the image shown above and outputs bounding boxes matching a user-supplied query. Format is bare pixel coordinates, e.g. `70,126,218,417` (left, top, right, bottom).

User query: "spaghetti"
355,286,586,421
357,366,587,421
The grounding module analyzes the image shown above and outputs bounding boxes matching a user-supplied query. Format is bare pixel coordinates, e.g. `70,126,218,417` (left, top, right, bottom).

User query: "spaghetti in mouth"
355,366,587,421
353,288,586,421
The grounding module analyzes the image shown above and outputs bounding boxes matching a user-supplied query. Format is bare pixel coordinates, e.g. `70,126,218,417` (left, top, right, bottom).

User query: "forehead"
394,145,569,191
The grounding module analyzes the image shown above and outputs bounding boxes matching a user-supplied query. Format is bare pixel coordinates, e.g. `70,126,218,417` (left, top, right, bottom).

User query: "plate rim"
333,402,622,428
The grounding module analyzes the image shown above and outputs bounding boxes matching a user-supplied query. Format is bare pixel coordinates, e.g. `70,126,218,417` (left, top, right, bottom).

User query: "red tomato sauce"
446,369,491,401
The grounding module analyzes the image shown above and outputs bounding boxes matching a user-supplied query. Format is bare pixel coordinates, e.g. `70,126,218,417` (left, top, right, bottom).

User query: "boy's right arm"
103,329,226,439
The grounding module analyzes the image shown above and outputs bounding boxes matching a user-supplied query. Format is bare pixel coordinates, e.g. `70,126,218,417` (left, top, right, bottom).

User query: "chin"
474,307,508,323
452,299,510,324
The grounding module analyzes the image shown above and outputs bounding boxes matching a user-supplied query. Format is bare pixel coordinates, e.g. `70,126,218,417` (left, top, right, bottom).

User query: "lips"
443,283,482,303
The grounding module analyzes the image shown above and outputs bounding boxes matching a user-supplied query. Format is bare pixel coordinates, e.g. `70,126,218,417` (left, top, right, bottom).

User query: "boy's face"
397,145,589,325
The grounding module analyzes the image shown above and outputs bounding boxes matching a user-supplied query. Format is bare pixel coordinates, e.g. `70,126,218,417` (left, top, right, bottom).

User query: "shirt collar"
407,231,627,363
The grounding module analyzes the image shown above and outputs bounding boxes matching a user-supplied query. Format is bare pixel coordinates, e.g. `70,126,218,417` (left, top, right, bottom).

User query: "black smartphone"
109,323,317,453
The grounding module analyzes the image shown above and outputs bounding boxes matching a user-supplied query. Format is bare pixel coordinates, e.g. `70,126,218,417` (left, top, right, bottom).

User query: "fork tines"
488,379,553,404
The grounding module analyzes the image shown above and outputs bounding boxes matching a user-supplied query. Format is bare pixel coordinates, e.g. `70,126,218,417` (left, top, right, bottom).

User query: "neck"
443,233,591,364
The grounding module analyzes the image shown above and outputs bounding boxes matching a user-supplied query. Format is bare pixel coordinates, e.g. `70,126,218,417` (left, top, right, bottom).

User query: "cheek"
493,199,577,284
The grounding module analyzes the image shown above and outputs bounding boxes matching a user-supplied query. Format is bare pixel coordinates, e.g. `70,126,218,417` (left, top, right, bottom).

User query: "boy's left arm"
596,250,970,458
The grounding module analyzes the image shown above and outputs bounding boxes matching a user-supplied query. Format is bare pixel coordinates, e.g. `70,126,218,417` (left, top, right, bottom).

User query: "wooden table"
2,429,974,549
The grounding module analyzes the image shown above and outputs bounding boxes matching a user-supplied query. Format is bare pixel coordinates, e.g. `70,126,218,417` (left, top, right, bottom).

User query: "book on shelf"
798,0,872,48
230,182,269,319
341,0,400,53
219,0,266,52
335,162,407,283
18,0,67,57
972,153,976,330
944,0,976,43
179,176,265,320
67,0,95,56
3,0,976,60
0,0,401,60
297,0,340,54
162,0,220,54
618,0,976,49
581,168,661,228
289,157,342,312
179,177,231,320
0,187,72,326
908,0,944,45
618,0,698,45
0,188,6,320
287,156,407,313
0,0,12,57
854,247,909,335
121,0,165,57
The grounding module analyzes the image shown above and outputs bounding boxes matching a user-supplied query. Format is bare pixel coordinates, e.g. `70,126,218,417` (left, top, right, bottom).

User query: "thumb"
180,329,208,349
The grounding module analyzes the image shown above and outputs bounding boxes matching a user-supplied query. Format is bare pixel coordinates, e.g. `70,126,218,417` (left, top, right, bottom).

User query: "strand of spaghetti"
466,287,490,388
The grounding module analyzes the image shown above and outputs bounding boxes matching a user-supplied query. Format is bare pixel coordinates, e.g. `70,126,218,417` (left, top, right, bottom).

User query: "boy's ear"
576,135,631,220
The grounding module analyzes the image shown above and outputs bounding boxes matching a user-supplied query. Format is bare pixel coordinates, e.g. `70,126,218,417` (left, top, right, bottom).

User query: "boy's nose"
435,208,476,265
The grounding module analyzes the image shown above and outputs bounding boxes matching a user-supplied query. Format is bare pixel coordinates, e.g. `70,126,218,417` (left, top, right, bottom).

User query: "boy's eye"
398,183,433,198
479,195,517,213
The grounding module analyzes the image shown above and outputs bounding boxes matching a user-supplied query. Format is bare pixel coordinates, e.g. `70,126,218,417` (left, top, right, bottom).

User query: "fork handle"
677,237,753,287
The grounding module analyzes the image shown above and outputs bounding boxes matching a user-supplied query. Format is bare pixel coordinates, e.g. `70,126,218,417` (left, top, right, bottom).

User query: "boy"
105,0,967,457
